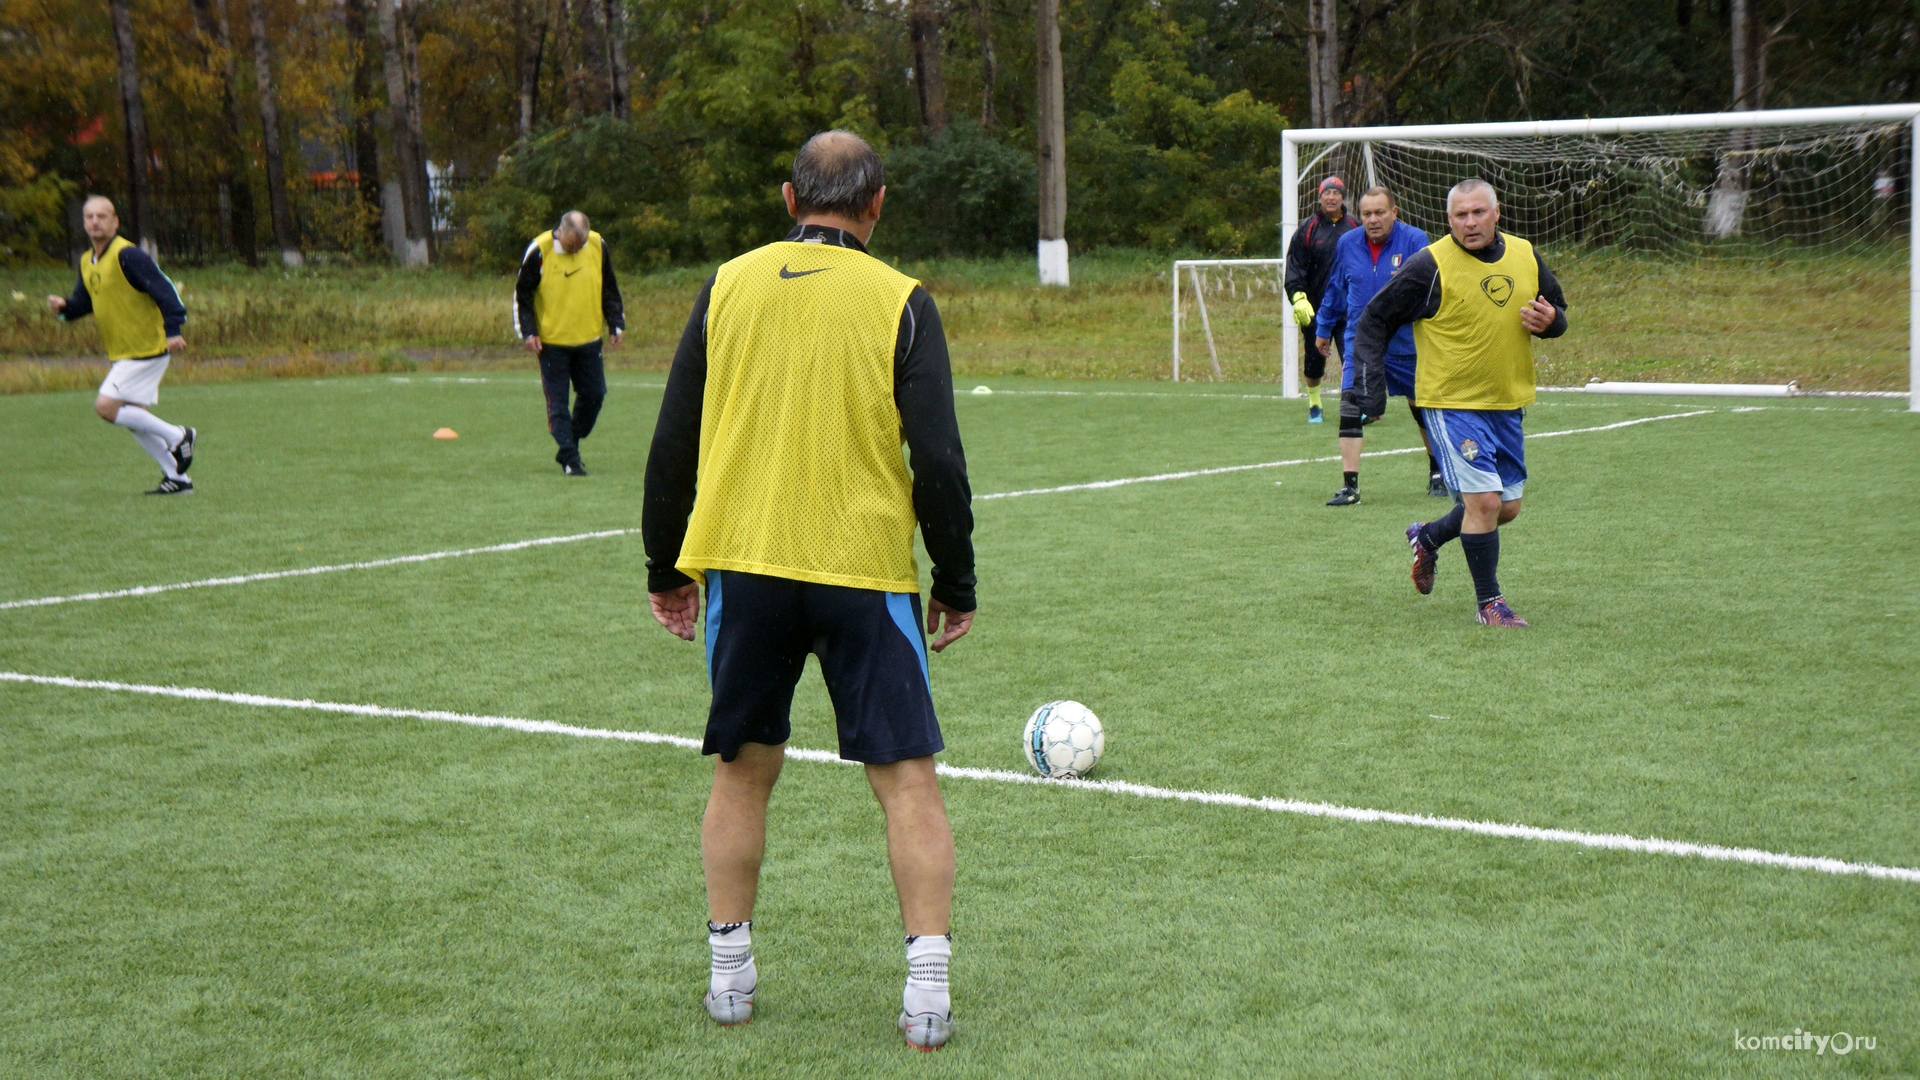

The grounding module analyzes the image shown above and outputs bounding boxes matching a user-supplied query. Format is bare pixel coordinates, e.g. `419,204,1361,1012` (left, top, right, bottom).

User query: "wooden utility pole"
1708,0,1758,237
247,0,303,265
108,0,157,252
1035,0,1067,285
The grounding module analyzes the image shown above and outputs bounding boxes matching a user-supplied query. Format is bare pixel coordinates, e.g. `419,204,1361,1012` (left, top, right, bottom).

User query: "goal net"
1271,105,1918,409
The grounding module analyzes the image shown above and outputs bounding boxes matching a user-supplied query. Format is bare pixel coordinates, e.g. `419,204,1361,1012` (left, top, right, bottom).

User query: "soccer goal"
1170,258,1288,381
1275,104,1920,411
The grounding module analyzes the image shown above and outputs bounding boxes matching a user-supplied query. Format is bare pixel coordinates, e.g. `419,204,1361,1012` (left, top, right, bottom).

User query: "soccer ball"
1022,701,1104,779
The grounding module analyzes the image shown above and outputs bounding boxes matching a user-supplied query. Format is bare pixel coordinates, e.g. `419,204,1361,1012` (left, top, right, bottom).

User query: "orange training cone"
433,428,458,439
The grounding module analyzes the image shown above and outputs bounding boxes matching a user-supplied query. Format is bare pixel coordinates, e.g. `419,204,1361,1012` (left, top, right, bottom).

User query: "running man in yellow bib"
46,196,197,495
1348,179,1569,627
642,131,974,1049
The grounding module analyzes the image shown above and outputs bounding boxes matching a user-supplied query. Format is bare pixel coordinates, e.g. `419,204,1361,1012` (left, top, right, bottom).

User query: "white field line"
4,669,1914,885
977,410,1716,500
0,529,639,612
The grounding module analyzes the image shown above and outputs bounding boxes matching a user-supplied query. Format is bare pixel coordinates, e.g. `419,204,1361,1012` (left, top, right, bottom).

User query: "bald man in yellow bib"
642,130,975,1050
46,196,197,495
514,210,625,475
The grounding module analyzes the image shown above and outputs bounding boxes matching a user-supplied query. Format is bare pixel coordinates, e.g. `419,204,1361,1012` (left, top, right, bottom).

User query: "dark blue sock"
1419,505,1465,551
1461,530,1501,605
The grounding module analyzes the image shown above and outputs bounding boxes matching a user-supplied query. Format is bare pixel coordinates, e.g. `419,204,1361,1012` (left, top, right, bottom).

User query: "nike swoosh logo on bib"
779,265,829,279
564,268,581,277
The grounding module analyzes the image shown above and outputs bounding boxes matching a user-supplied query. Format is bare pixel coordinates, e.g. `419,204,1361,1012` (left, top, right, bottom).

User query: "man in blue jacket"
1314,187,1442,506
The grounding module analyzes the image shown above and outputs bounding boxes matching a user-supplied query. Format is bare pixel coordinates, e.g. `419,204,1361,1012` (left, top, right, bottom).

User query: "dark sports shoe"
1307,405,1324,424
147,476,193,495
1407,522,1436,594
1326,485,1359,506
172,426,196,474
1476,597,1530,628
562,461,588,477
1427,473,1448,497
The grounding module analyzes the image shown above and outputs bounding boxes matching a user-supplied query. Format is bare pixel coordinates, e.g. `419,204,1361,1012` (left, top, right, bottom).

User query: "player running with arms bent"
1347,179,1568,627
46,196,197,494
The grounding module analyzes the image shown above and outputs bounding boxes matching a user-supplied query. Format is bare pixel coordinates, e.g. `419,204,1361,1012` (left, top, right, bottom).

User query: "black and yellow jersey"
1347,231,1567,417
513,231,625,345
58,237,186,360
643,225,975,612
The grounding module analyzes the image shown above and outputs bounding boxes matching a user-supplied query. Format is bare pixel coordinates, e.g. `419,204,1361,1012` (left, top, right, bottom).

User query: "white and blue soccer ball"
1022,700,1104,779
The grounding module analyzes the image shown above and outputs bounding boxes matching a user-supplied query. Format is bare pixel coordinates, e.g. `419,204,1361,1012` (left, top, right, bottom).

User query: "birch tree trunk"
516,0,548,138
109,0,157,252
974,0,997,128
247,0,303,265
344,0,386,252
377,0,430,264
1036,0,1067,285
909,0,948,133
401,0,436,259
604,0,631,119
190,0,258,264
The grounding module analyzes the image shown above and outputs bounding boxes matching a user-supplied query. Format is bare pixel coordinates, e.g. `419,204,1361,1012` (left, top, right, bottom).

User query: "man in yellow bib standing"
514,210,624,475
46,196,196,495
1348,179,1568,627
642,131,975,1050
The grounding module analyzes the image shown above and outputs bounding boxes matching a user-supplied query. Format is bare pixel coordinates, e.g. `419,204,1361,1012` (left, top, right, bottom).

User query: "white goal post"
1280,104,1920,411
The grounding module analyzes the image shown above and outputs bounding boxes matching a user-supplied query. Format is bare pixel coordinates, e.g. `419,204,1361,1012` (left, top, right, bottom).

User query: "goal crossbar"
1280,104,1920,411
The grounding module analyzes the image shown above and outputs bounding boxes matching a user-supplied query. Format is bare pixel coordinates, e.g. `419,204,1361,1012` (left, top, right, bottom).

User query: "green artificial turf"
0,376,1915,1078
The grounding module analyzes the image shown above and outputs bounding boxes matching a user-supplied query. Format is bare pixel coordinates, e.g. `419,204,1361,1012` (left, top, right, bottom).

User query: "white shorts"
99,355,170,407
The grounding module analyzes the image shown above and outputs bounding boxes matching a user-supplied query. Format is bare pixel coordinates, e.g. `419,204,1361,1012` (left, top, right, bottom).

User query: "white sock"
903,934,951,1018
114,405,185,448
129,430,183,480
708,921,755,996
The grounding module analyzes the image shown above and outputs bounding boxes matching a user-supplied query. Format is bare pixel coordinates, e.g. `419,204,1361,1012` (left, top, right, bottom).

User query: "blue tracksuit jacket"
1314,221,1430,359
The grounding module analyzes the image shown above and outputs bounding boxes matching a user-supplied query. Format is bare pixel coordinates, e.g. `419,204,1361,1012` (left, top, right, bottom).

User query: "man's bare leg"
865,756,953,935
868,755,956,1048
702,741,786,923
700,741,785,1025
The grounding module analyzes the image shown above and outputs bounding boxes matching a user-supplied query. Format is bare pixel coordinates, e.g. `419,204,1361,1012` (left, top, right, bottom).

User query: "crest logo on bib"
1480,275,1515,307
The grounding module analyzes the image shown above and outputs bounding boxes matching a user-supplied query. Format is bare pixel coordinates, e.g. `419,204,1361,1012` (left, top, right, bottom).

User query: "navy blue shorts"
702,570,943,765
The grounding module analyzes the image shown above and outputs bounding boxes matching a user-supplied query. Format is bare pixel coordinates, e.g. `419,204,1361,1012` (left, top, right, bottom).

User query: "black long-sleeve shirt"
512,236,625,340
642,224,976,612
1283,210,1357,307
1346,232,1568,420
61,242,187,338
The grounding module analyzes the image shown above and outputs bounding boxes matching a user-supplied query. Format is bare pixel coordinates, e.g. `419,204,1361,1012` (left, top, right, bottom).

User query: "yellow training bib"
85,236,168,361
531,230,606,346
677,241,921,593
1412,233,1540,410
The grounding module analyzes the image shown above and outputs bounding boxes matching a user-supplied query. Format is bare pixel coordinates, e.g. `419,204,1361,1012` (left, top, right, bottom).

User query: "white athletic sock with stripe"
126,430,183,480
903,933,951,1018
114,405,185,448
708,921,755,996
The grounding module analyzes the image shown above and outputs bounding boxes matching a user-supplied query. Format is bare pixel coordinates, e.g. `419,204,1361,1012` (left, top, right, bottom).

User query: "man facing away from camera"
642,130,976,1050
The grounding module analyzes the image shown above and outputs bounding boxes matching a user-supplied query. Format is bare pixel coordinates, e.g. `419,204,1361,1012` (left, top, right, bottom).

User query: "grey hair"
556,210,590,239
1447,178,1499,211
791,130,884,218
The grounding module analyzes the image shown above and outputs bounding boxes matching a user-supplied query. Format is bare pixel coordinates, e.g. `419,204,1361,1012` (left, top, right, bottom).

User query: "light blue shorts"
1428,408,1526,500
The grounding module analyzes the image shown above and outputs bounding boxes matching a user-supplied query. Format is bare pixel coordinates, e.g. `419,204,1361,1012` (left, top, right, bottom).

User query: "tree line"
1,0,1913,269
